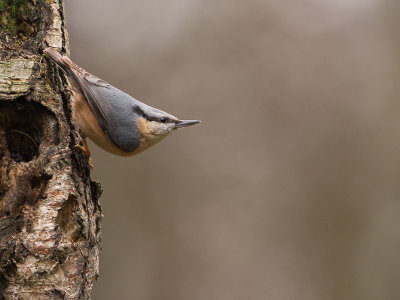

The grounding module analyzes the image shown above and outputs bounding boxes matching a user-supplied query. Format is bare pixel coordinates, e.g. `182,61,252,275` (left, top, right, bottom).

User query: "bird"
43,47,200,168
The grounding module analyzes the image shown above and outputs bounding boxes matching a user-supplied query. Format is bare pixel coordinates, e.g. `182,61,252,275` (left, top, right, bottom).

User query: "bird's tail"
43,47,83,92
43,48,71,73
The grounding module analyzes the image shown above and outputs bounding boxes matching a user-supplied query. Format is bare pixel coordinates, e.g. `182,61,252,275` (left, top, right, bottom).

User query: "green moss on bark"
0,0,33,34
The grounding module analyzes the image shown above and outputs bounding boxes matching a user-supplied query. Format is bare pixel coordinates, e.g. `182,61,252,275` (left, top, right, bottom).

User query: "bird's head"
132,102,200,154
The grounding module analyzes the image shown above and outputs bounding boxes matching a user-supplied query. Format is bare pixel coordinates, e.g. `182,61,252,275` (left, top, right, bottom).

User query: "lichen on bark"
0,0,102,299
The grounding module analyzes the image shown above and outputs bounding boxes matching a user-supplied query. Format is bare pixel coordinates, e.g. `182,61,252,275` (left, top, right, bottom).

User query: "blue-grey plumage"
43,47,200,159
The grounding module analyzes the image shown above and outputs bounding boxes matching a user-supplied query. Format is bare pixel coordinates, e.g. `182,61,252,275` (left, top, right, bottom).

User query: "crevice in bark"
56,0,68,53
0,173,51,218
60,79,82,166
0,272,9,299
50,288,65,299
56,194,85,243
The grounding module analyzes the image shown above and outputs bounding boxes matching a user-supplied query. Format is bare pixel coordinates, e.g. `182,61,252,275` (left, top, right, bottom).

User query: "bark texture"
0,0,102,299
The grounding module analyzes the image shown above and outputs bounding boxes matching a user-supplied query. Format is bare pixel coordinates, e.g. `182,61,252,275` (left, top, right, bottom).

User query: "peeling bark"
0,1,102,299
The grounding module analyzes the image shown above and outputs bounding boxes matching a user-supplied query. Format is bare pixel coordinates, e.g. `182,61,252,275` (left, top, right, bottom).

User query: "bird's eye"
160,117,167,123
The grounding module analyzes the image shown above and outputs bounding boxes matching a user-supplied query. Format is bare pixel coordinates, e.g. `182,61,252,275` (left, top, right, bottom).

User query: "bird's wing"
74,69,141,152
43,48,140,152
76,71,116,135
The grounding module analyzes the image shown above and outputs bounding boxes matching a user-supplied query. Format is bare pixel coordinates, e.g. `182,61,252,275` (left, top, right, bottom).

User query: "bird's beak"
174,120,201,128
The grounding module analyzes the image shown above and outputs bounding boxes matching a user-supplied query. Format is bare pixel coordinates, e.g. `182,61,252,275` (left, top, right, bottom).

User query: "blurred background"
64,1,400,299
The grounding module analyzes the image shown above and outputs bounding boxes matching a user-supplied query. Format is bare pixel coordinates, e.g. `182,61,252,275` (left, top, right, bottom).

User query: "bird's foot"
74,138,93,169
65,85,74,96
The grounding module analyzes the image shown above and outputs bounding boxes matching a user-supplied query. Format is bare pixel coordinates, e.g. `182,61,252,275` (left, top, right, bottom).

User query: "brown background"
64,1,400,299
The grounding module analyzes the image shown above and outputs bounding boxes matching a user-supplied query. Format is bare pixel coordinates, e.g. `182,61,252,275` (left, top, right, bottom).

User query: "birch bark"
0,1,102,298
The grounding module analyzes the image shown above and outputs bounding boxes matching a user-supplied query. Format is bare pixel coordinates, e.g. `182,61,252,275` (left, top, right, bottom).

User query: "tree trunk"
0,0,102,299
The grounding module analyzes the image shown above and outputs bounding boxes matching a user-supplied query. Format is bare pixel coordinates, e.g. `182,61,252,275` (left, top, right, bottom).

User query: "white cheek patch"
147,121,173,136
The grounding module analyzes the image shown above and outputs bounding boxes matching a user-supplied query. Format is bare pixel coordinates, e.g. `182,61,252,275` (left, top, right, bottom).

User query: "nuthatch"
43,48,199,167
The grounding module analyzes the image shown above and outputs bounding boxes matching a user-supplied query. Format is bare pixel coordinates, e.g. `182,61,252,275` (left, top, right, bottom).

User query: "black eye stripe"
133,106,146,118
133,106,176,123
133,106,157,121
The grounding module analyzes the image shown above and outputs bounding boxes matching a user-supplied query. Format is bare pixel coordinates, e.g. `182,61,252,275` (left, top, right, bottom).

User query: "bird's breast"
71,91,137,156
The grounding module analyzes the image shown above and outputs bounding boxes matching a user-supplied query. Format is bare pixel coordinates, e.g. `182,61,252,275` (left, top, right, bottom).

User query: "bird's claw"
65,85,74,96
74,138,93,170
87,157,93,170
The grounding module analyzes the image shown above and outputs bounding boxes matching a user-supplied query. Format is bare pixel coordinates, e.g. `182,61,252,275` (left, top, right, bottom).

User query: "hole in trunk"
0,99,59,162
